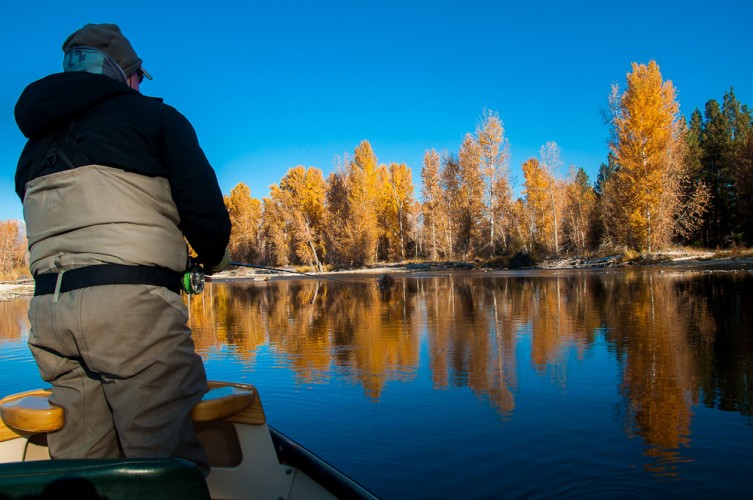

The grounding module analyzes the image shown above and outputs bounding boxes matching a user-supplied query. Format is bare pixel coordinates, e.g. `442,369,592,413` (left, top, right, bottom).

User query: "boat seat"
0,382,264,439
190,382,257,422
0,458,210,500
0,389,63,435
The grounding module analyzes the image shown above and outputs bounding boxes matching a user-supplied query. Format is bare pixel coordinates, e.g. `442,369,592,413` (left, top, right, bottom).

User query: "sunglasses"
137,67,153,83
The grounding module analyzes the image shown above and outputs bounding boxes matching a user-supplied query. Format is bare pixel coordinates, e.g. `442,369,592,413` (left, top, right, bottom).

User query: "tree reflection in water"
2,269,749,483
0,298,29,344
185,271,753,474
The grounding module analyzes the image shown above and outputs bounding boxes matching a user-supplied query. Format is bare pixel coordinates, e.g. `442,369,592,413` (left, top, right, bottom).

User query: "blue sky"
2,0,752,221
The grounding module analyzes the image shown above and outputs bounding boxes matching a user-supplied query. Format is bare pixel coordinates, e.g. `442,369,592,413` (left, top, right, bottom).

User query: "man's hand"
207,247,230,275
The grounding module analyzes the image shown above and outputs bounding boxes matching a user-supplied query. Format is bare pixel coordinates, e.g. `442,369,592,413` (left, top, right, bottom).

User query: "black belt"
34,264,182,296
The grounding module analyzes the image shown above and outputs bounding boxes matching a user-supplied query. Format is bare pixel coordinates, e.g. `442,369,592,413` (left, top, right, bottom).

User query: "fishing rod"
229,261,351,284
182,259,380,294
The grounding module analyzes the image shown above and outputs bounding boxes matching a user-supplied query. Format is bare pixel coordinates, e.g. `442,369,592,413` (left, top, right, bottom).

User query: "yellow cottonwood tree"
522,157,555,251
0,220,27,279
377,162,415,261
539,142,563,253
476,110,512,254
606,60,691,251
563,167,597,252
223,183,262,263
261,196,289,266
457,134,486,257
324,166,350,266
270,166,327,270
421,149,444,260
509,198,533,251
346,141,381,265
439,154,461,258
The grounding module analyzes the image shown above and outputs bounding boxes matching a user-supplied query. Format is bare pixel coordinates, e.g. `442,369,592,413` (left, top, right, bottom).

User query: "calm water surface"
1,269,752,498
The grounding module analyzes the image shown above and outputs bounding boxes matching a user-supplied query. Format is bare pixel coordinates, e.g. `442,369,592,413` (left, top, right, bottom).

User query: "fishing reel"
182,262,206,294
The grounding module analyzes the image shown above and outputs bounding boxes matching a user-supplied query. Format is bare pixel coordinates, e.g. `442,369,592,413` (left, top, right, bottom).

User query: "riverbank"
535,249,753,270
0,281,33,302
2,249,752,302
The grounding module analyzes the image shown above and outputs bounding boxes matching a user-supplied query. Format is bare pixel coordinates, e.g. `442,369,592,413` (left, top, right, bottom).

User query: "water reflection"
185,270,752,475
0,298,30,344
1,269,751,490
189,280,420,397
603,273,700,475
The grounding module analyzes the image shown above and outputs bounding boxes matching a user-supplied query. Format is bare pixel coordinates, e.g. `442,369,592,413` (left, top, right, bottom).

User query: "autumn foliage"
0,220,27,280
601,61,708,251
217,57,753,268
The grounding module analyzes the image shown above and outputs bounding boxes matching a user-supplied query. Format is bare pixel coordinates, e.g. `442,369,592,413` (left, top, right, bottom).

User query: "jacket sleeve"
159,105,231,269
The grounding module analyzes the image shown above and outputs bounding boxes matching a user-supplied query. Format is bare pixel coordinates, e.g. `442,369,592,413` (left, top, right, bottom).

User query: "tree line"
227,61,752,269
1,60,751,277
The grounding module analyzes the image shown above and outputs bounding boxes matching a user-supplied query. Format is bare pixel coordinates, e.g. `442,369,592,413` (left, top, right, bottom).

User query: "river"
1,268,752,498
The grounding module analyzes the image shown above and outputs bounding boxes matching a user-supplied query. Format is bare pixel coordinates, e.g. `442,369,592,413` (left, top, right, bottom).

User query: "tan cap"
63,23,152,79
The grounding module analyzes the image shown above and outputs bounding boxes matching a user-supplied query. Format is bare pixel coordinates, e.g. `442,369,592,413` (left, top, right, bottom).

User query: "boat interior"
0,381,374,499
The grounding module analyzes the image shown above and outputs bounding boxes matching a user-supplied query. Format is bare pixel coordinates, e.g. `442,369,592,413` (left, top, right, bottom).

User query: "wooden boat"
0,381,377,499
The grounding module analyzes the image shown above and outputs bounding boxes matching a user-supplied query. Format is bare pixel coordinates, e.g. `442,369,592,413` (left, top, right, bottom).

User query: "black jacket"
15,72,231,269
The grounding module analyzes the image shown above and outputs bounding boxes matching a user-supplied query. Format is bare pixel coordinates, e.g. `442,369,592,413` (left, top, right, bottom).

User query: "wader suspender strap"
19,119,96,199
43,120,93,169
34,264,183,296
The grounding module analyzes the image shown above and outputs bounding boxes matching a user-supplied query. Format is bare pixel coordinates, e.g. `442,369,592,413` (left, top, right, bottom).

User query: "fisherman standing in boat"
13,23,231,476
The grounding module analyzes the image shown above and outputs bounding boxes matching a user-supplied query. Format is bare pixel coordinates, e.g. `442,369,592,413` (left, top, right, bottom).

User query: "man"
14,24,231,475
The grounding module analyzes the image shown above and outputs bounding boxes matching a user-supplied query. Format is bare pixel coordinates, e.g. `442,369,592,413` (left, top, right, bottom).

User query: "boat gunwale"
269,425,378,500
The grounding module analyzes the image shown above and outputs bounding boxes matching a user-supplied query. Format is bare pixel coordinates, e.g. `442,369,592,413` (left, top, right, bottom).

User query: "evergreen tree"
723,89,753,244
695,88,753,246
700,99,734,246
735,133,753,243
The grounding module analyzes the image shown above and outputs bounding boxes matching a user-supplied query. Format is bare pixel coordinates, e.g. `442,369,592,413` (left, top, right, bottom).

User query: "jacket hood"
15,72,137,138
